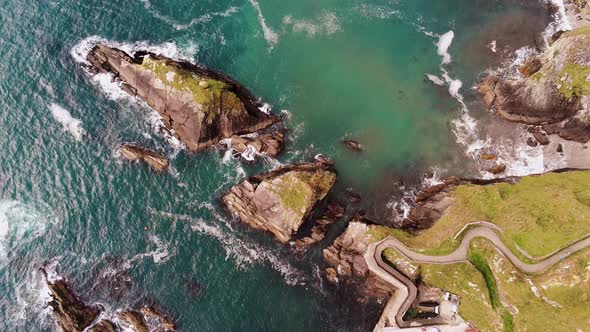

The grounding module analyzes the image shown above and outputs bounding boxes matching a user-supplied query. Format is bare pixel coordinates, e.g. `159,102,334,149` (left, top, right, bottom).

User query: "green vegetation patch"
557,63,590,98
468,251,501,309
267,170,336,223
141,57,242,116
382,237,590,331
396,171,590,257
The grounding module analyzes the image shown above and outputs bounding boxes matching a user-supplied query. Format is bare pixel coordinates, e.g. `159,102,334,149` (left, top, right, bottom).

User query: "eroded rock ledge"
322,216,394,301
478,28,590,143
86,44,281,153
119,144,170,172
45,274,176,332
222,158,337,243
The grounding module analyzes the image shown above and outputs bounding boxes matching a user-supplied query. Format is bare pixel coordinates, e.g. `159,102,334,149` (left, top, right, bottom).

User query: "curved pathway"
366,224,590,331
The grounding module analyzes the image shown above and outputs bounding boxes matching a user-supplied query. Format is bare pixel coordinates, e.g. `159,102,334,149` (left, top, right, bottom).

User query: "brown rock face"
228,131,285,159
117,311,148,332
518,57,542,77
140,307,177,332
322,219,393,301
294,201,344,252
222,159,337,243
46,279,100,332
477,29,590,143
86,45,280,152
119,144,170,172
87,320,117,332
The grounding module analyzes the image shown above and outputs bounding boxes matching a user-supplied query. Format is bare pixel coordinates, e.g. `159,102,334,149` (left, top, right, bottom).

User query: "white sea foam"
258,103,272,114
544,0,572,43
283,11,342,37
0,200,56,265
489,40,497,53
426,74,445,86
241,145,257,161
355,4,400,19
437,31,455,65
71,35,197,66
139,0,239,31
71,36,192,150
48,103,86,141
248,0,279,48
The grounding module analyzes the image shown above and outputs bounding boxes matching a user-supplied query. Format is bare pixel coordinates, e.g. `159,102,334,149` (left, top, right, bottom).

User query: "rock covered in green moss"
222,158,337,243
478,27,590,143
86,45,280,152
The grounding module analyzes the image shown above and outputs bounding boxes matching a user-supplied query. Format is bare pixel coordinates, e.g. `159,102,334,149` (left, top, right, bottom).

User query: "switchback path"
366,224,590,330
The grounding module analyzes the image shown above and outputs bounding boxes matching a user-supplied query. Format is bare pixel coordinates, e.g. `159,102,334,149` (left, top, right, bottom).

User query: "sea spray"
48,103,86,141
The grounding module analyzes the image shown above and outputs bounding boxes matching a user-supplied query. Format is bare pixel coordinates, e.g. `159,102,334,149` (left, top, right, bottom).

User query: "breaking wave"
0,200,57,266
152,203,305,286
48,103,86,141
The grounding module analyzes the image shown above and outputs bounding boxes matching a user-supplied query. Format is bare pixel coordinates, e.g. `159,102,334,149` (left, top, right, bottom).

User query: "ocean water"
0,0,563,331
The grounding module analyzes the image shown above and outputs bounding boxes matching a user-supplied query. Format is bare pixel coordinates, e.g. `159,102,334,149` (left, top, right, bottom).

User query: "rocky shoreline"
66,10,590,329
44,270,176,332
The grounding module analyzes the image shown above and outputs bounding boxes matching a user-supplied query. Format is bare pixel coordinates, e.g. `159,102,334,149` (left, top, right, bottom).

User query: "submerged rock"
342,140,366,152
45,278,101,332
119,144,169,172
478,28,590,143
87,45,280,152
222,159,337,243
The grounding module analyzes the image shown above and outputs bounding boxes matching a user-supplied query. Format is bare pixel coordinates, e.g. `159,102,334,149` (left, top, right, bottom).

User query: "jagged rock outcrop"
225,131,285,159
87,320,117,332
294,201,344,252
87,45,281,152
322,218,394,301
119,144,170,172
117,311,148,332
478,27,590,143
46,278,100,332
45,274,176,332
222,158,337,243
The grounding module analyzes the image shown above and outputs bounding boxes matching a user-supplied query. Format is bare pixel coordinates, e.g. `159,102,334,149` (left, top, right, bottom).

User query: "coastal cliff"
222,159,337,243
478,27,590,143
86,45,282,154
322,217,394,301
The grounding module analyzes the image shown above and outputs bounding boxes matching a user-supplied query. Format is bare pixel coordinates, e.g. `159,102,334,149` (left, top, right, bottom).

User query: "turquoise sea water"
0,0,556,331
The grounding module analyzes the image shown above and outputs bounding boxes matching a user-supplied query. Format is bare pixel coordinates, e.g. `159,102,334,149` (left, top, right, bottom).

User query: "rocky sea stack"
478,27,590,143
87,45,282,153
222,159,337,243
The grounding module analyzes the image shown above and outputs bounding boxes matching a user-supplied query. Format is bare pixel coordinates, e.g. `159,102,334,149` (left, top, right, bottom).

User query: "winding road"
366,224,590,331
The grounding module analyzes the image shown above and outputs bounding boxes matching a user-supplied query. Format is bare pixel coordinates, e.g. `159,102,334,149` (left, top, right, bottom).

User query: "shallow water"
0,0,562,330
